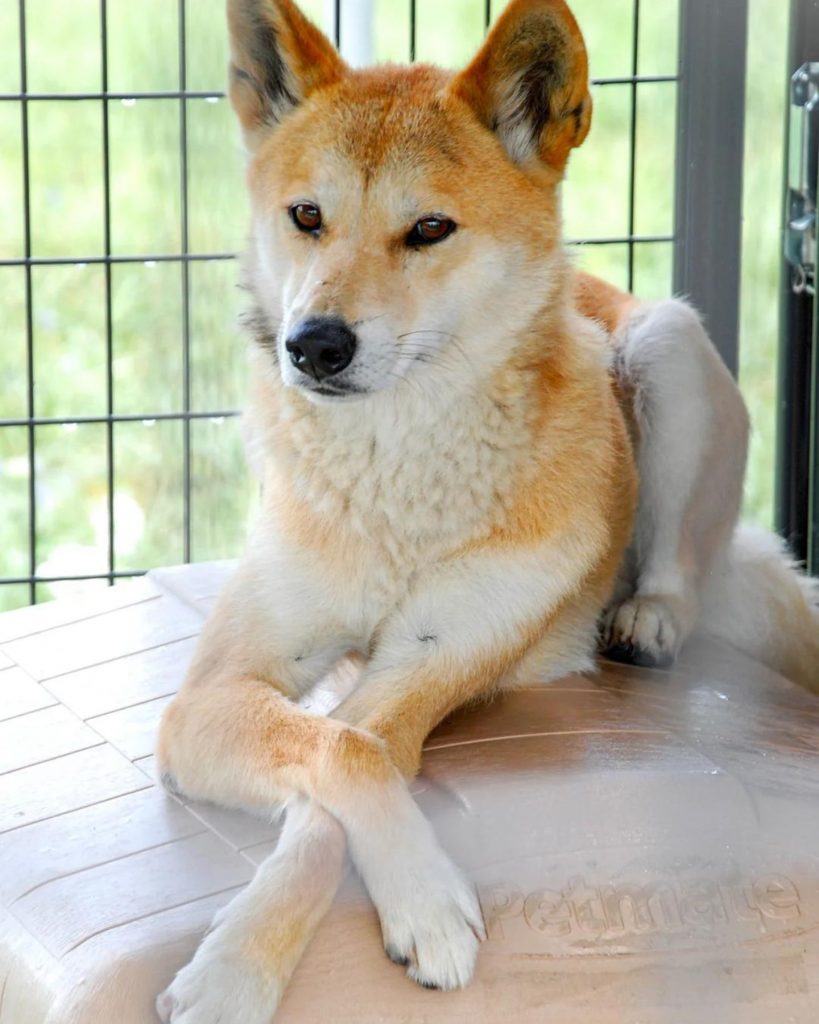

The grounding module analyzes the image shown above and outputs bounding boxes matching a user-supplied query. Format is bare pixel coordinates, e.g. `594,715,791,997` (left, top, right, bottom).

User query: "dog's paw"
371,850,485,991
600,595,688,669
156,933,281,1024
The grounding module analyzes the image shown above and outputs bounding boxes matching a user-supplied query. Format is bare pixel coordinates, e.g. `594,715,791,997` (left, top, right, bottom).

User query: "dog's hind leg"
600,299,750,668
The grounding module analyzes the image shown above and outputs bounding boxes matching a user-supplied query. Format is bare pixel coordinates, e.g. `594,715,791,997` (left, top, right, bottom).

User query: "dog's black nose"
285,317,357,380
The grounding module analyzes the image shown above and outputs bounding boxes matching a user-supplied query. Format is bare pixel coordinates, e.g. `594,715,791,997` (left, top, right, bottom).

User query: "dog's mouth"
299,382,369,402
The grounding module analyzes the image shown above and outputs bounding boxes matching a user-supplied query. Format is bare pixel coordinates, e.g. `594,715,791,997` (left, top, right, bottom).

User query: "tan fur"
574,270,640,337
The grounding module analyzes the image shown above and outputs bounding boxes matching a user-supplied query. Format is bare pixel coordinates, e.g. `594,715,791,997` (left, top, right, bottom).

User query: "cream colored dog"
156,1,819,1020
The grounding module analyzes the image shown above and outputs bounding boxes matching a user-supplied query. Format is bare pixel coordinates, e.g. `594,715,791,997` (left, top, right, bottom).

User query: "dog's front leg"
177,537,609,1016
154,547,491,1021
156,682,481,1024
154,539,364,813
155,549,368,1024
156,798,348,1024
158,534,609,1022
308,527,616,990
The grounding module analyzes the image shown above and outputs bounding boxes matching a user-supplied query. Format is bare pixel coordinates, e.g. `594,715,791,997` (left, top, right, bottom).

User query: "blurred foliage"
739,0,788,531
0,0,785,611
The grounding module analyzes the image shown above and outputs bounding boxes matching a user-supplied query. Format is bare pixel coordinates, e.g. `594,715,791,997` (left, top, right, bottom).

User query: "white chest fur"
270,378,534,569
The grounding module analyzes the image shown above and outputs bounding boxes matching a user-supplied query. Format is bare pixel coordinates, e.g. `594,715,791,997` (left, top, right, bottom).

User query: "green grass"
0,0,785,610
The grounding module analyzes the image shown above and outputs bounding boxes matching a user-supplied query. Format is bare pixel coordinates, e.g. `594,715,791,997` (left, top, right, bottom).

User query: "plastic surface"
1,564,818,1023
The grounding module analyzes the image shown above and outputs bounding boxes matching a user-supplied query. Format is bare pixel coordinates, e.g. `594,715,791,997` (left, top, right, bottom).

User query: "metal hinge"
785,62,819,296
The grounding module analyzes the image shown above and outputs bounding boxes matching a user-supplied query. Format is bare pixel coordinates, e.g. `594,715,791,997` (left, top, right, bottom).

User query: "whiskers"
383,329,475,401
353,313,389,328
397,330,470,369
398,328,464,350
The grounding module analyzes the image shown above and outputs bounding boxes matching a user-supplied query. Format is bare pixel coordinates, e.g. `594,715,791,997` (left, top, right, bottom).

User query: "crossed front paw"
380,880,485,991
157,929,282,1024
368,842,486,991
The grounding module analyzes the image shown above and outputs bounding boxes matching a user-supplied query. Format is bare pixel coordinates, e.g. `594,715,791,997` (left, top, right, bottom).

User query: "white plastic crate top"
1,564,819,1023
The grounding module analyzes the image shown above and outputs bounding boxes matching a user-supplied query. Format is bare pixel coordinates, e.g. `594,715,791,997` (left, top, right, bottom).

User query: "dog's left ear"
451,0,592,174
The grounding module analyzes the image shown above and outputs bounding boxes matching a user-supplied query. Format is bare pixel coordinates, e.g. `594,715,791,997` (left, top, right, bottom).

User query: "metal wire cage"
0,0,680,610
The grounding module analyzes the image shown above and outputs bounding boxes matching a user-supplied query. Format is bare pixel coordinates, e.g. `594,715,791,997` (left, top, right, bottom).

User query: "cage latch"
786,62,819,296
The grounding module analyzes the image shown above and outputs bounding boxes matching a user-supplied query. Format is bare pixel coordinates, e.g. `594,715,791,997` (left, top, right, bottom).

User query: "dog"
156,0,819,1020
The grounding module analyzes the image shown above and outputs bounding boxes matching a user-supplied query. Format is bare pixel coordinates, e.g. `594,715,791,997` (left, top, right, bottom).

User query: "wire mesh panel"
0,0,679,610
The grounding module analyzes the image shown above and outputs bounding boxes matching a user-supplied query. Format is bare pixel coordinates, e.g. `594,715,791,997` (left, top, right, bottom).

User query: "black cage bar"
777,0,819,570
673,0,748,375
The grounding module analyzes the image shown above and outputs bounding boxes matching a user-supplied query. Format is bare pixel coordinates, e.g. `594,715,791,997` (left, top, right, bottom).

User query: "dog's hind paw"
600,595,689,670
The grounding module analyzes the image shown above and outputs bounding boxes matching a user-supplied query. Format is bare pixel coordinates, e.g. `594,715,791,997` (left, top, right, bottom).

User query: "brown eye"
290,203,322,233
407,217,456,247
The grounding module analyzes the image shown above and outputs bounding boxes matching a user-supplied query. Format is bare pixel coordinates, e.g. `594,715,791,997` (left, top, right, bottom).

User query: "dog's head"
229,0,591,403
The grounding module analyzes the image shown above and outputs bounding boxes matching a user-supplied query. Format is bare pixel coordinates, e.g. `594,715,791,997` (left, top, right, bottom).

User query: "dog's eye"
406,217,456,247
290,203,322,233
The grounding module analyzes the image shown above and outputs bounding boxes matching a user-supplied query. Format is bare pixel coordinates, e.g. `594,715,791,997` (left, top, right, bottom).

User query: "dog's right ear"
227,0,346,150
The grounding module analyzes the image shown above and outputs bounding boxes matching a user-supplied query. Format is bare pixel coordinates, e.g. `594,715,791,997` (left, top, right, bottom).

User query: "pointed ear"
227,0,347,150
451,0,592,173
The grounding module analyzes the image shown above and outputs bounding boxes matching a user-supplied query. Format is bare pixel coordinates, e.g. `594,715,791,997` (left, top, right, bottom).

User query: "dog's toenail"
160,771,184,798
603,641,674,670
385,944,410,967
156,991,175,1019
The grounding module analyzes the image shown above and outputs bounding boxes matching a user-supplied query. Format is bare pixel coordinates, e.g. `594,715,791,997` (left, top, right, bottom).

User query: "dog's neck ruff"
256,360,539,561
